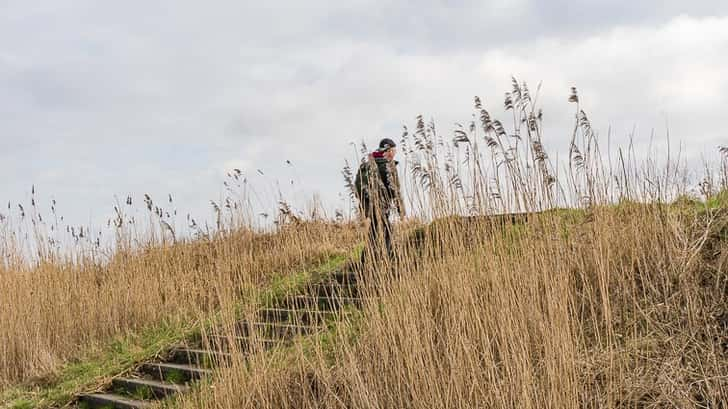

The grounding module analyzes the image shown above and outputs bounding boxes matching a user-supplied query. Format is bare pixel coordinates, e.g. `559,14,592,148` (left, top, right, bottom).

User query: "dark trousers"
360,198,394,266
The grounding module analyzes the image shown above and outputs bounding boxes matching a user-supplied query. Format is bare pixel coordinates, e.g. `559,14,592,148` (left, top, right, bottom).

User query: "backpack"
354,156,393,202
354,159,371,201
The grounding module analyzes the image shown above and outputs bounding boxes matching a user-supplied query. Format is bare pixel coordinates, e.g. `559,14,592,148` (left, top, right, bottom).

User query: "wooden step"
205,334,286,352
257,307,350,324
73,270,364,407
237,320,325,338
329,270,358,286
280,294,364,310
112,377,188,399
170,348,233,367
309,281,359,299
141,362,212,383
78,393,150,409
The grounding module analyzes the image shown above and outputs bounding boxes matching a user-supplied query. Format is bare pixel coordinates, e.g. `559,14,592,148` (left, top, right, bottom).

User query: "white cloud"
472,15,728,148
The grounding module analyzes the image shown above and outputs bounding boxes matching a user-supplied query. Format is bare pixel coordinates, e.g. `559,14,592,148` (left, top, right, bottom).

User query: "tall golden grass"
0,222,358,387
170,203,727,407
1,80,727,407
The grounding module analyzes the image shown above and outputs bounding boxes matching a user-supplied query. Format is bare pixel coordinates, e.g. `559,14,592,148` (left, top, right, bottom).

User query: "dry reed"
1,80,726,408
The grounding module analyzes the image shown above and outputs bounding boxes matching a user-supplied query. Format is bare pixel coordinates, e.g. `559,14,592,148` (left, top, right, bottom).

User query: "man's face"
384,147,396,161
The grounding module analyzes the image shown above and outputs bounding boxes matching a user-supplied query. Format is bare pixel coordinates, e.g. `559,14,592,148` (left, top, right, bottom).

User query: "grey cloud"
1,3,727,229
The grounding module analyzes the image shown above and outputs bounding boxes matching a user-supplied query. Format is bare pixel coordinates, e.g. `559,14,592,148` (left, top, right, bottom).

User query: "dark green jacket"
354,153,404,215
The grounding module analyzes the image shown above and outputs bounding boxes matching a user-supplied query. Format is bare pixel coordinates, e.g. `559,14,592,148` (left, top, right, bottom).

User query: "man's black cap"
378,138,397,151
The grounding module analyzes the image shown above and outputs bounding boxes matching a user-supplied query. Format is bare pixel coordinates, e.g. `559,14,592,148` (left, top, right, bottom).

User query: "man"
354,138,405,265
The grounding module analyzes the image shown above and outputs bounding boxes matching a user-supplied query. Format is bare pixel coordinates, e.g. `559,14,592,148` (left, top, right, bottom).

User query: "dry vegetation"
0,220,358,388
1,80,727,407
168,205,727,408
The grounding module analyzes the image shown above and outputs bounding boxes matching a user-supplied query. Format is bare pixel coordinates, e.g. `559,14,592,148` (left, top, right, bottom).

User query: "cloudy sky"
1,1,727,231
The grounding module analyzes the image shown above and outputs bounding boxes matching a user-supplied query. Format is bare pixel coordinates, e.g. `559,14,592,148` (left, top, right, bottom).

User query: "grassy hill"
160,202,726,408
2,200,726,408
1,86,726,407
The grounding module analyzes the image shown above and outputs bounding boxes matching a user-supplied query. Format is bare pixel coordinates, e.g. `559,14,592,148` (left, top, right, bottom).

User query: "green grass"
703,189,728,210
4,399,33,409
1,320,194,408
129,384,154,400
163,369,186,385
259,253,351,307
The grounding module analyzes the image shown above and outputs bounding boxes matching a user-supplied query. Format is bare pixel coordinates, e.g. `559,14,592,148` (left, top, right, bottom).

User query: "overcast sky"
2,1,727,231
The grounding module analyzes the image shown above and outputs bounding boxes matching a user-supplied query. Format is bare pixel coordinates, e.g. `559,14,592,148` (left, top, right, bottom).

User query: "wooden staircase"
76,271,363,408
